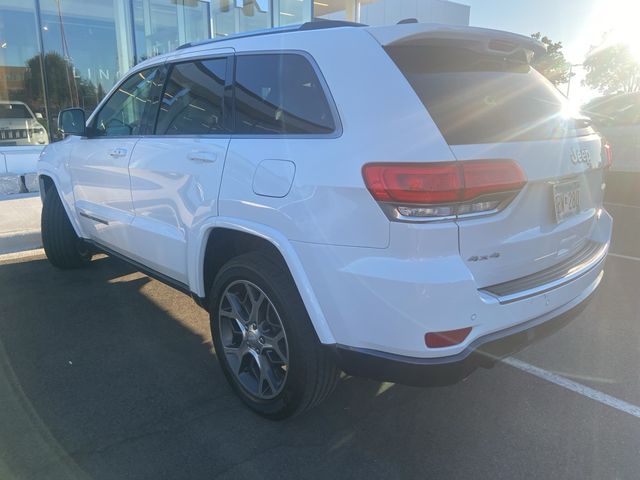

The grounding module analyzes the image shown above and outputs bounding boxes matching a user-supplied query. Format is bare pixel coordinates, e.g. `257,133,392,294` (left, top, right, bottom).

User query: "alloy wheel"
218,280,289,400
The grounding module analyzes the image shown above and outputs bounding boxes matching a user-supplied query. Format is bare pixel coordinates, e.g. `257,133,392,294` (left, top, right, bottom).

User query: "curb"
0,229,43,255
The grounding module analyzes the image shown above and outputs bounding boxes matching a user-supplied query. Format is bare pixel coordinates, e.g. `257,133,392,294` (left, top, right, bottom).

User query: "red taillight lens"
602,142,613,169
362,160,526,205
461,161,526,201
425,327,472,348
362,163,462,203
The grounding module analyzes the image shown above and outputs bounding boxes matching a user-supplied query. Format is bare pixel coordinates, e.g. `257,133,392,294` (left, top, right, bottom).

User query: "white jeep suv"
38,21,613,419
0,101,48,147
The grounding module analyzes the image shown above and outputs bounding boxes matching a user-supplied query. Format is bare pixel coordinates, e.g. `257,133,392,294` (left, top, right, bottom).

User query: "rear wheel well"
202,229,290,309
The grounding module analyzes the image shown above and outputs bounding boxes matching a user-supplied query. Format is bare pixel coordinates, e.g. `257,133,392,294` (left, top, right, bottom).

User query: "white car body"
38,22,612,370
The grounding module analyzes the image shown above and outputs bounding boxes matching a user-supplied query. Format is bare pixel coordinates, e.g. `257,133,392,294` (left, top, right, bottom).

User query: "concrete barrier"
0,193,43,254
0,173,40,196
0,229,42,255
0,175,22,196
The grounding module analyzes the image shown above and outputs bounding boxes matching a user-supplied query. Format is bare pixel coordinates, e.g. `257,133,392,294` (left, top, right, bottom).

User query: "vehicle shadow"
0,254,617,480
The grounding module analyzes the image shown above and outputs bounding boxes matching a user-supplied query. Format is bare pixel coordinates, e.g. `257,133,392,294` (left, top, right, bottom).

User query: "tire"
41,186,91,269
209,252,339,419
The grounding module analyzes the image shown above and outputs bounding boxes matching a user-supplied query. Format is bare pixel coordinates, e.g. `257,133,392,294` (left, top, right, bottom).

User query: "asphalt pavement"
0,175,639,480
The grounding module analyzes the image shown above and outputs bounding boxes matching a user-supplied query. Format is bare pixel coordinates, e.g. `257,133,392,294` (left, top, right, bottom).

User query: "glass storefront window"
133,0,210,61
314,0,358,21
211,0,271,37
277,0,311,26
0,0,49,147
39,0,133,134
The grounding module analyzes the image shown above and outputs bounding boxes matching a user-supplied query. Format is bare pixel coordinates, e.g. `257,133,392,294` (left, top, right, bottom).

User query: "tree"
24,52,98,113
530,32,572,86
583,40,640,94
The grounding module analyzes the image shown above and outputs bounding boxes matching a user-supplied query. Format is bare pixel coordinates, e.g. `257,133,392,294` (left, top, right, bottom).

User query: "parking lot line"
0,248,44,264
605,202,640,210
608,253,640,262
503,357,640,420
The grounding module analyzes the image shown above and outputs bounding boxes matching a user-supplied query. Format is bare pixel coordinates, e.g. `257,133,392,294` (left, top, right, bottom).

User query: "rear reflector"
362,160,526,205
425,327,472,348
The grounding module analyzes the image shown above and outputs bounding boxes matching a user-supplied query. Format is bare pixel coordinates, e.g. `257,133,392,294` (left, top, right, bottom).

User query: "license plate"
553,180,581,223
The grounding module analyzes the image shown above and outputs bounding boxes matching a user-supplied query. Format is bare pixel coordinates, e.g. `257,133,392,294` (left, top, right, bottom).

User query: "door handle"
188,151,217,163
109,147,127,158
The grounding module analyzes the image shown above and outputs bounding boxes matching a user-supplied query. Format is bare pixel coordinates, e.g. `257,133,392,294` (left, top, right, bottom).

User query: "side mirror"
35,112,43,120
58,108,86,137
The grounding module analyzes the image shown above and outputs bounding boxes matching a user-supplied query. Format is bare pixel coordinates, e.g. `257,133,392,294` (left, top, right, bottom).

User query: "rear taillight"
363,160,526,221
602,142,613,169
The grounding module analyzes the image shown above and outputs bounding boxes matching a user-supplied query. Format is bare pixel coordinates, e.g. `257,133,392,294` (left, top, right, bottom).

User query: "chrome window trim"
480,241,609,305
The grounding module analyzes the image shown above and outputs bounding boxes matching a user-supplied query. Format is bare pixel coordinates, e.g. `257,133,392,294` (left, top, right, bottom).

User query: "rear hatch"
374,25,607,287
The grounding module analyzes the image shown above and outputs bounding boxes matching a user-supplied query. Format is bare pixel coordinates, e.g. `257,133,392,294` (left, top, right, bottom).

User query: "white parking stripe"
608,253,640,263
503,357,640,419
605,202,640,210
0,248,45,263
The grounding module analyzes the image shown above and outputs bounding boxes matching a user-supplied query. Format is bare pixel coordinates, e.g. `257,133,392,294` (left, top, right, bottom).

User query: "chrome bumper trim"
480,241,608,304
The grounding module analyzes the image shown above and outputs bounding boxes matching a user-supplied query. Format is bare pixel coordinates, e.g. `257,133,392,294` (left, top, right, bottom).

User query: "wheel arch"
189,218,336,345
38,170,83,238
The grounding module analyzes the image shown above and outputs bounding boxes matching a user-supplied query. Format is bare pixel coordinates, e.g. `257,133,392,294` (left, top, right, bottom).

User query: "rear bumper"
330,277,597,385
292,210,612,361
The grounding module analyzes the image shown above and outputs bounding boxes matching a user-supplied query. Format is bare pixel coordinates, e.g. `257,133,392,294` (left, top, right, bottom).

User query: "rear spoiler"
367,23,547,64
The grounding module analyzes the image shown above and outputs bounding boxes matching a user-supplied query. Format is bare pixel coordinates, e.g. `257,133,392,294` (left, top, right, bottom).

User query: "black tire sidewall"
41,187,90,268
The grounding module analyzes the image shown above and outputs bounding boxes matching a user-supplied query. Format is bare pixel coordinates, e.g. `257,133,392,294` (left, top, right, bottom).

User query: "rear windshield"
385,45,591,145
0,103,32,119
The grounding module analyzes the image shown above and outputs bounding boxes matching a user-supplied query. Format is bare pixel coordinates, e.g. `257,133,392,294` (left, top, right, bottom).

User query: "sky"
462,0,638,104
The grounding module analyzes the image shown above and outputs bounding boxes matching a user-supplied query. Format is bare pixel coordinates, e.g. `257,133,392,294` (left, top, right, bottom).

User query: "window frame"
230,50,343,139
150,55,233,137
84,49,341,140
86,66,166,139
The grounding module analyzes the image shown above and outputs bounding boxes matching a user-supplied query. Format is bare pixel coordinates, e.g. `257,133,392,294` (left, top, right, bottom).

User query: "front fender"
188,217,336,345
38,142,83,238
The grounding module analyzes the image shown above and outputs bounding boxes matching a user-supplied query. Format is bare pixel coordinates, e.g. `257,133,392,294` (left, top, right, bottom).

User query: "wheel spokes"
262,330,288,365
220,291,249,325
217,280,290,400
257,357,279,397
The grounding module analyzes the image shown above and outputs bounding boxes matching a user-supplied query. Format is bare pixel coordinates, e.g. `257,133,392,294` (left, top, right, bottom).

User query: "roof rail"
177,18,367,50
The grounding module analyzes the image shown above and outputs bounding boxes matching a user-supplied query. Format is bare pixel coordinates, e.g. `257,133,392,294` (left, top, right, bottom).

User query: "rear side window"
155,58,227,135
386,45,591,145
234,54,336,135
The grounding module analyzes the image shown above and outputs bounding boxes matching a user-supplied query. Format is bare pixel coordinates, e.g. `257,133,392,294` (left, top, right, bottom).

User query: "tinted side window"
155,58,227,135
93,68,160,137
234,54,336,135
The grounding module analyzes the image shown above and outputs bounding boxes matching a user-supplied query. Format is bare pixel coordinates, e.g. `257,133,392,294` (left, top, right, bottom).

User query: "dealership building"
0,0,469,183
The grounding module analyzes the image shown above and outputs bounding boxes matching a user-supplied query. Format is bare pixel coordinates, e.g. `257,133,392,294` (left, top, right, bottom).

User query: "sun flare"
590,0,640,60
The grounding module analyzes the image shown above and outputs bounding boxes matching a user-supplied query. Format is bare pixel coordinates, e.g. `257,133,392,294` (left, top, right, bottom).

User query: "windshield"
0,103,33,120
